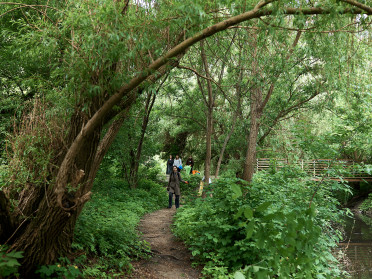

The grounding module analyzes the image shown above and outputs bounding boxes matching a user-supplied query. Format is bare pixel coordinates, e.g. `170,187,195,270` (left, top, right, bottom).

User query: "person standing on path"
167,166,188,209
186,156,194,174
166,155,174,174
173,155,182,172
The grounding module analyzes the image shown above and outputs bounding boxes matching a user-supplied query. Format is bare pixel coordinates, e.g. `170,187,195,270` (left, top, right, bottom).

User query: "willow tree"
0,0,370,276
241,10,372,181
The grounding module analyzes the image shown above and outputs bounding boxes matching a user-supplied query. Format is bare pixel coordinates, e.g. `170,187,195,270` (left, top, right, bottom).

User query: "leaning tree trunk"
3,39,195,275
10,56,184,275
0,191,15,243
127,89,157,188
11,108,103,277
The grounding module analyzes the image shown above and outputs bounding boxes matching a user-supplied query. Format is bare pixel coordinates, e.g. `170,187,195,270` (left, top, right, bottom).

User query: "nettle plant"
173,168,348,278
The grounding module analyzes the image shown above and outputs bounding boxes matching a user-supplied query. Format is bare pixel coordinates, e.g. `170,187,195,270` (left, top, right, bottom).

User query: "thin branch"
177,64,234,107
0,2,59,22
341,0,372,14
259,18,370,34
168,114,205,128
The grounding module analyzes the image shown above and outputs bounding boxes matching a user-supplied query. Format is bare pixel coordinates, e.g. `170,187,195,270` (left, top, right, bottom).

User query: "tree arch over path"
0,0,371,276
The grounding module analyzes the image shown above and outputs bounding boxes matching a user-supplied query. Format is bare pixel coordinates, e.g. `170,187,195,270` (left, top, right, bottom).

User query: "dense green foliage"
73,176,167,270
174,169,350,278
0,173,168,278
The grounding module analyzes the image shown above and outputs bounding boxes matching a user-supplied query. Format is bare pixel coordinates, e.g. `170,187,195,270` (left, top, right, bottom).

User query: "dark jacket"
168,171,184,195
166,158,174,174
186,158,194,167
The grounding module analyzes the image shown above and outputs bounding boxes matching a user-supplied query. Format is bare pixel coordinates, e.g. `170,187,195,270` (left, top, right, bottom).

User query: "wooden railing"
255,158,372,181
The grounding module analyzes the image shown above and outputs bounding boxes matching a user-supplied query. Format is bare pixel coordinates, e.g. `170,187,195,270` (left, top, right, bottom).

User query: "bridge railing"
255,158,371,178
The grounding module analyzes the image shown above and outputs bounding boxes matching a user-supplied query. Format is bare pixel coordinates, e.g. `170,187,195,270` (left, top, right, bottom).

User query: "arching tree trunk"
11,107,103,276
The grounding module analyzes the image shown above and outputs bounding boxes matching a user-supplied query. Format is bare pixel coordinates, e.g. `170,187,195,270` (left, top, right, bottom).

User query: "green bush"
179,172,202,201
36,257,82,279
173,167,349,278
140,164,163,181
73,176,167,270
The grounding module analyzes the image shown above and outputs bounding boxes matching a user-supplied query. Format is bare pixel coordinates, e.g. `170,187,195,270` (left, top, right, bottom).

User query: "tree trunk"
88,107,131,185
242,88,261,182
128,91,157,188
200,40,214,195
242,31,302,182
214,105,239,178
9,103,103,277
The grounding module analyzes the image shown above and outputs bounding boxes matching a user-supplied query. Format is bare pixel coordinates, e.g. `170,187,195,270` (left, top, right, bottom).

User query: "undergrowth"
173,166,351,278
69,176,167,277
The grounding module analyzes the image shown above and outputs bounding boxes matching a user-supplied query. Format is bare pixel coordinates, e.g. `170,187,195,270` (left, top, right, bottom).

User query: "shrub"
173,167,349,278
36,257,82,279
179,172,202,201
73,175,167,271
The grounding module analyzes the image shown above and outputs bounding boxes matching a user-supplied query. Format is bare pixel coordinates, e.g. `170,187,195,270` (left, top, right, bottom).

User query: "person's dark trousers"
175,194,180,208
168,192,180,208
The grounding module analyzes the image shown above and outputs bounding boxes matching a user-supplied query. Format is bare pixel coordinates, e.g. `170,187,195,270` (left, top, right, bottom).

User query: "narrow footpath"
129,208,202,279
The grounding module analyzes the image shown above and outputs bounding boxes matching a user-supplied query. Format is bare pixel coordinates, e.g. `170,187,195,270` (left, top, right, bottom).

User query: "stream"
339,211,372,278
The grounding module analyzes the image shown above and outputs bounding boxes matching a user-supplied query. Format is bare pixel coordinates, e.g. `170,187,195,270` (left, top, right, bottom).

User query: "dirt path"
129,208,202,279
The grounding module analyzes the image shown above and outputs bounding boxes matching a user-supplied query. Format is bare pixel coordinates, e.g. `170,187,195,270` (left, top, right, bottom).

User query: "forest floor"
128,207,202,279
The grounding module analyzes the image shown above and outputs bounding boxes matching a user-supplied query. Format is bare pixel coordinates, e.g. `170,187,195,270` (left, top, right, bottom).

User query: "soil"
128,207,202,279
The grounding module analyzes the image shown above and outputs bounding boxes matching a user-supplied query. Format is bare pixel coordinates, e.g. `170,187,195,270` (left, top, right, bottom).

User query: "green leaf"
256,201,271,212
234,271,246,279
245,221,255,239
306,203,316,217
244,207,253,220
235,207,245,219
231,184,242,199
